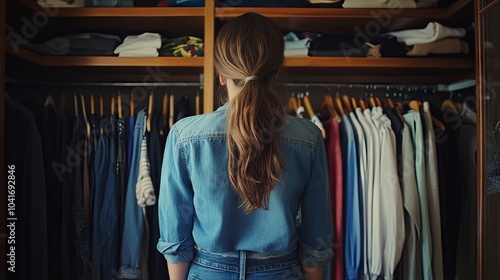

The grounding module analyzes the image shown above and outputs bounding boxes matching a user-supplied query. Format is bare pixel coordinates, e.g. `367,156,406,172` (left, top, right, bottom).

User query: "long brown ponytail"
214,12,285,213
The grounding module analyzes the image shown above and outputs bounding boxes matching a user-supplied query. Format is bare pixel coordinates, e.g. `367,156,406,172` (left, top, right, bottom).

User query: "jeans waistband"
193,245,299,274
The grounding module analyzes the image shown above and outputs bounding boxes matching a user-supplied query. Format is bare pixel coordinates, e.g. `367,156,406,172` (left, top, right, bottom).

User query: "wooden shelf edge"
284,57,475,68
19,0,204,17
6,44,204,67
216,0,472,19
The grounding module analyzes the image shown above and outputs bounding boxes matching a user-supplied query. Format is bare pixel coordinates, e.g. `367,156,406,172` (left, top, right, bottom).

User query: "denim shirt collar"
216,102,229,112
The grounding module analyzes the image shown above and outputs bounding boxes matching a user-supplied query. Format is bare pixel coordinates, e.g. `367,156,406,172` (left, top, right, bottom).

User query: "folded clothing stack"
385,22,471,56
114,33,162,57
7,31,122,56
309,35,365,57
308,0,344,7
160,36,204,57
343,0,437,8
284,32,313,57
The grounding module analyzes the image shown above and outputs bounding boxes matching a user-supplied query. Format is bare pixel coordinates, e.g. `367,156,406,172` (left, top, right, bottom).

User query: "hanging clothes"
354,107,373,280
117,109,147,279
400,121,423,280
434,109,463,280
117,115,128,250
89,113,100,242
326,117,344,280
374,108,405,280
422,102,444,280
340,114,361,280
404,111,433,280
5,100,48,280
57,103,74,280
146,110,169,280
69,114,92,280
91,115,111,280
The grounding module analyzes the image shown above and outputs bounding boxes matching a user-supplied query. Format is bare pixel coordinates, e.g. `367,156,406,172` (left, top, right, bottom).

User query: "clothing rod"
284,82,439,91
5,77,202,87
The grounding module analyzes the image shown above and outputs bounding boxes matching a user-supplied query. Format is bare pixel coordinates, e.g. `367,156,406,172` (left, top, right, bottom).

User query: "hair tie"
244,76,259,83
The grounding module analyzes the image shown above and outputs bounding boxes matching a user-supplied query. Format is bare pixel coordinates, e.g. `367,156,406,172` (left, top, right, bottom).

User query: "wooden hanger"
296,93,302,107
130,93,135,118
74,94,79,117
44,93,56,111
319,94,339,120
409,100,421,112
99,95,104,118
334,96,345,116
80,94,91,137
341,95,352,114
111,95,115,115
350,97,358,111
375,97,383,108
286,94,298,116
169,94,175,129
147,92,153,132
386,98,405,122
162,93,168,126
385,98,395,109
118,94,123,119
302,93,316,119
441,99,460,115
90,94,95,115
195,91,200,115
99,95,104,135
358,99,367,110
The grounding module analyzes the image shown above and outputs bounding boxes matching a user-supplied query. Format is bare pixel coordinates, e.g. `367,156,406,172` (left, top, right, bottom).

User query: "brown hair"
214,12,285,213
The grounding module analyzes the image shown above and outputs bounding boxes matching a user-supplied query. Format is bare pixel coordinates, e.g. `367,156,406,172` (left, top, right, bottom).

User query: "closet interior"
2,0,497,279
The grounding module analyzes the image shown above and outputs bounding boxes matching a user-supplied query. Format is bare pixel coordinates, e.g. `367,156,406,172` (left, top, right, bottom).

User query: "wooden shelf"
216,0,472,19
284,57,474,68
5,44,204,67
17,0,204,17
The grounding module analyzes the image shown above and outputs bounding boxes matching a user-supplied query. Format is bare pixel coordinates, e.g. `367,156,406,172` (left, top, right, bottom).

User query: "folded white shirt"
114,32,161,54
118,47,159,57
385,22,466,46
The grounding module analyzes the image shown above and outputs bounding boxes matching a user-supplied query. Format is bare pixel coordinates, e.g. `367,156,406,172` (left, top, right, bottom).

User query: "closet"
1,0,497,279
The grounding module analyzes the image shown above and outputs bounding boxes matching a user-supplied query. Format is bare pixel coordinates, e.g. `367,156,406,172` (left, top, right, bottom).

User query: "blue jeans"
188,246,304,280
117,109,146,278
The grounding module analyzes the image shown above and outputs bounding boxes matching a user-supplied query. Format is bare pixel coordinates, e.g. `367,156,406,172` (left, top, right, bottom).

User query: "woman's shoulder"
171,109,227,141
281,116,322,148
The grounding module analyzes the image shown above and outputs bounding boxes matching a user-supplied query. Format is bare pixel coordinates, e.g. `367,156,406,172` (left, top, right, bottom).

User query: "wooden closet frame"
0,0,480,277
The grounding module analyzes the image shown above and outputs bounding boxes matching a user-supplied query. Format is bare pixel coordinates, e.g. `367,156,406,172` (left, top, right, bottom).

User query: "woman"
157,12,333,280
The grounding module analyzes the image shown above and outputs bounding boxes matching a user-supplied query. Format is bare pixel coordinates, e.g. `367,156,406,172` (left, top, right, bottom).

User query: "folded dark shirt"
217,0,309,7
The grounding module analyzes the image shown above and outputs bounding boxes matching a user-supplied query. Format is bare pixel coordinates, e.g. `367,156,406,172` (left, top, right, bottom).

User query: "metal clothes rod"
284,82,439,91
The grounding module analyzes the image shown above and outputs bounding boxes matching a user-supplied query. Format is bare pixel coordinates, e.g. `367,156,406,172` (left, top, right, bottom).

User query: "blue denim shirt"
157,102,333,267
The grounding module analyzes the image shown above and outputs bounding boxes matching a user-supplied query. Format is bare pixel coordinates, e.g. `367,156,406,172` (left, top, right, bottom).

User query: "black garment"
5,100,48,280
366,36,408,58
435,110,463,280
116,116,127,251
174,95,194,123
57,105,74,280
69,116,91,280
147,111,169,280
40,105,62,280
309,35,365,57
89,113,100,240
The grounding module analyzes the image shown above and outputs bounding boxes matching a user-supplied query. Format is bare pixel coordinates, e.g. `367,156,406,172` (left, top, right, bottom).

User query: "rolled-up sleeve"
298,133,334,267
157,126,195,264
